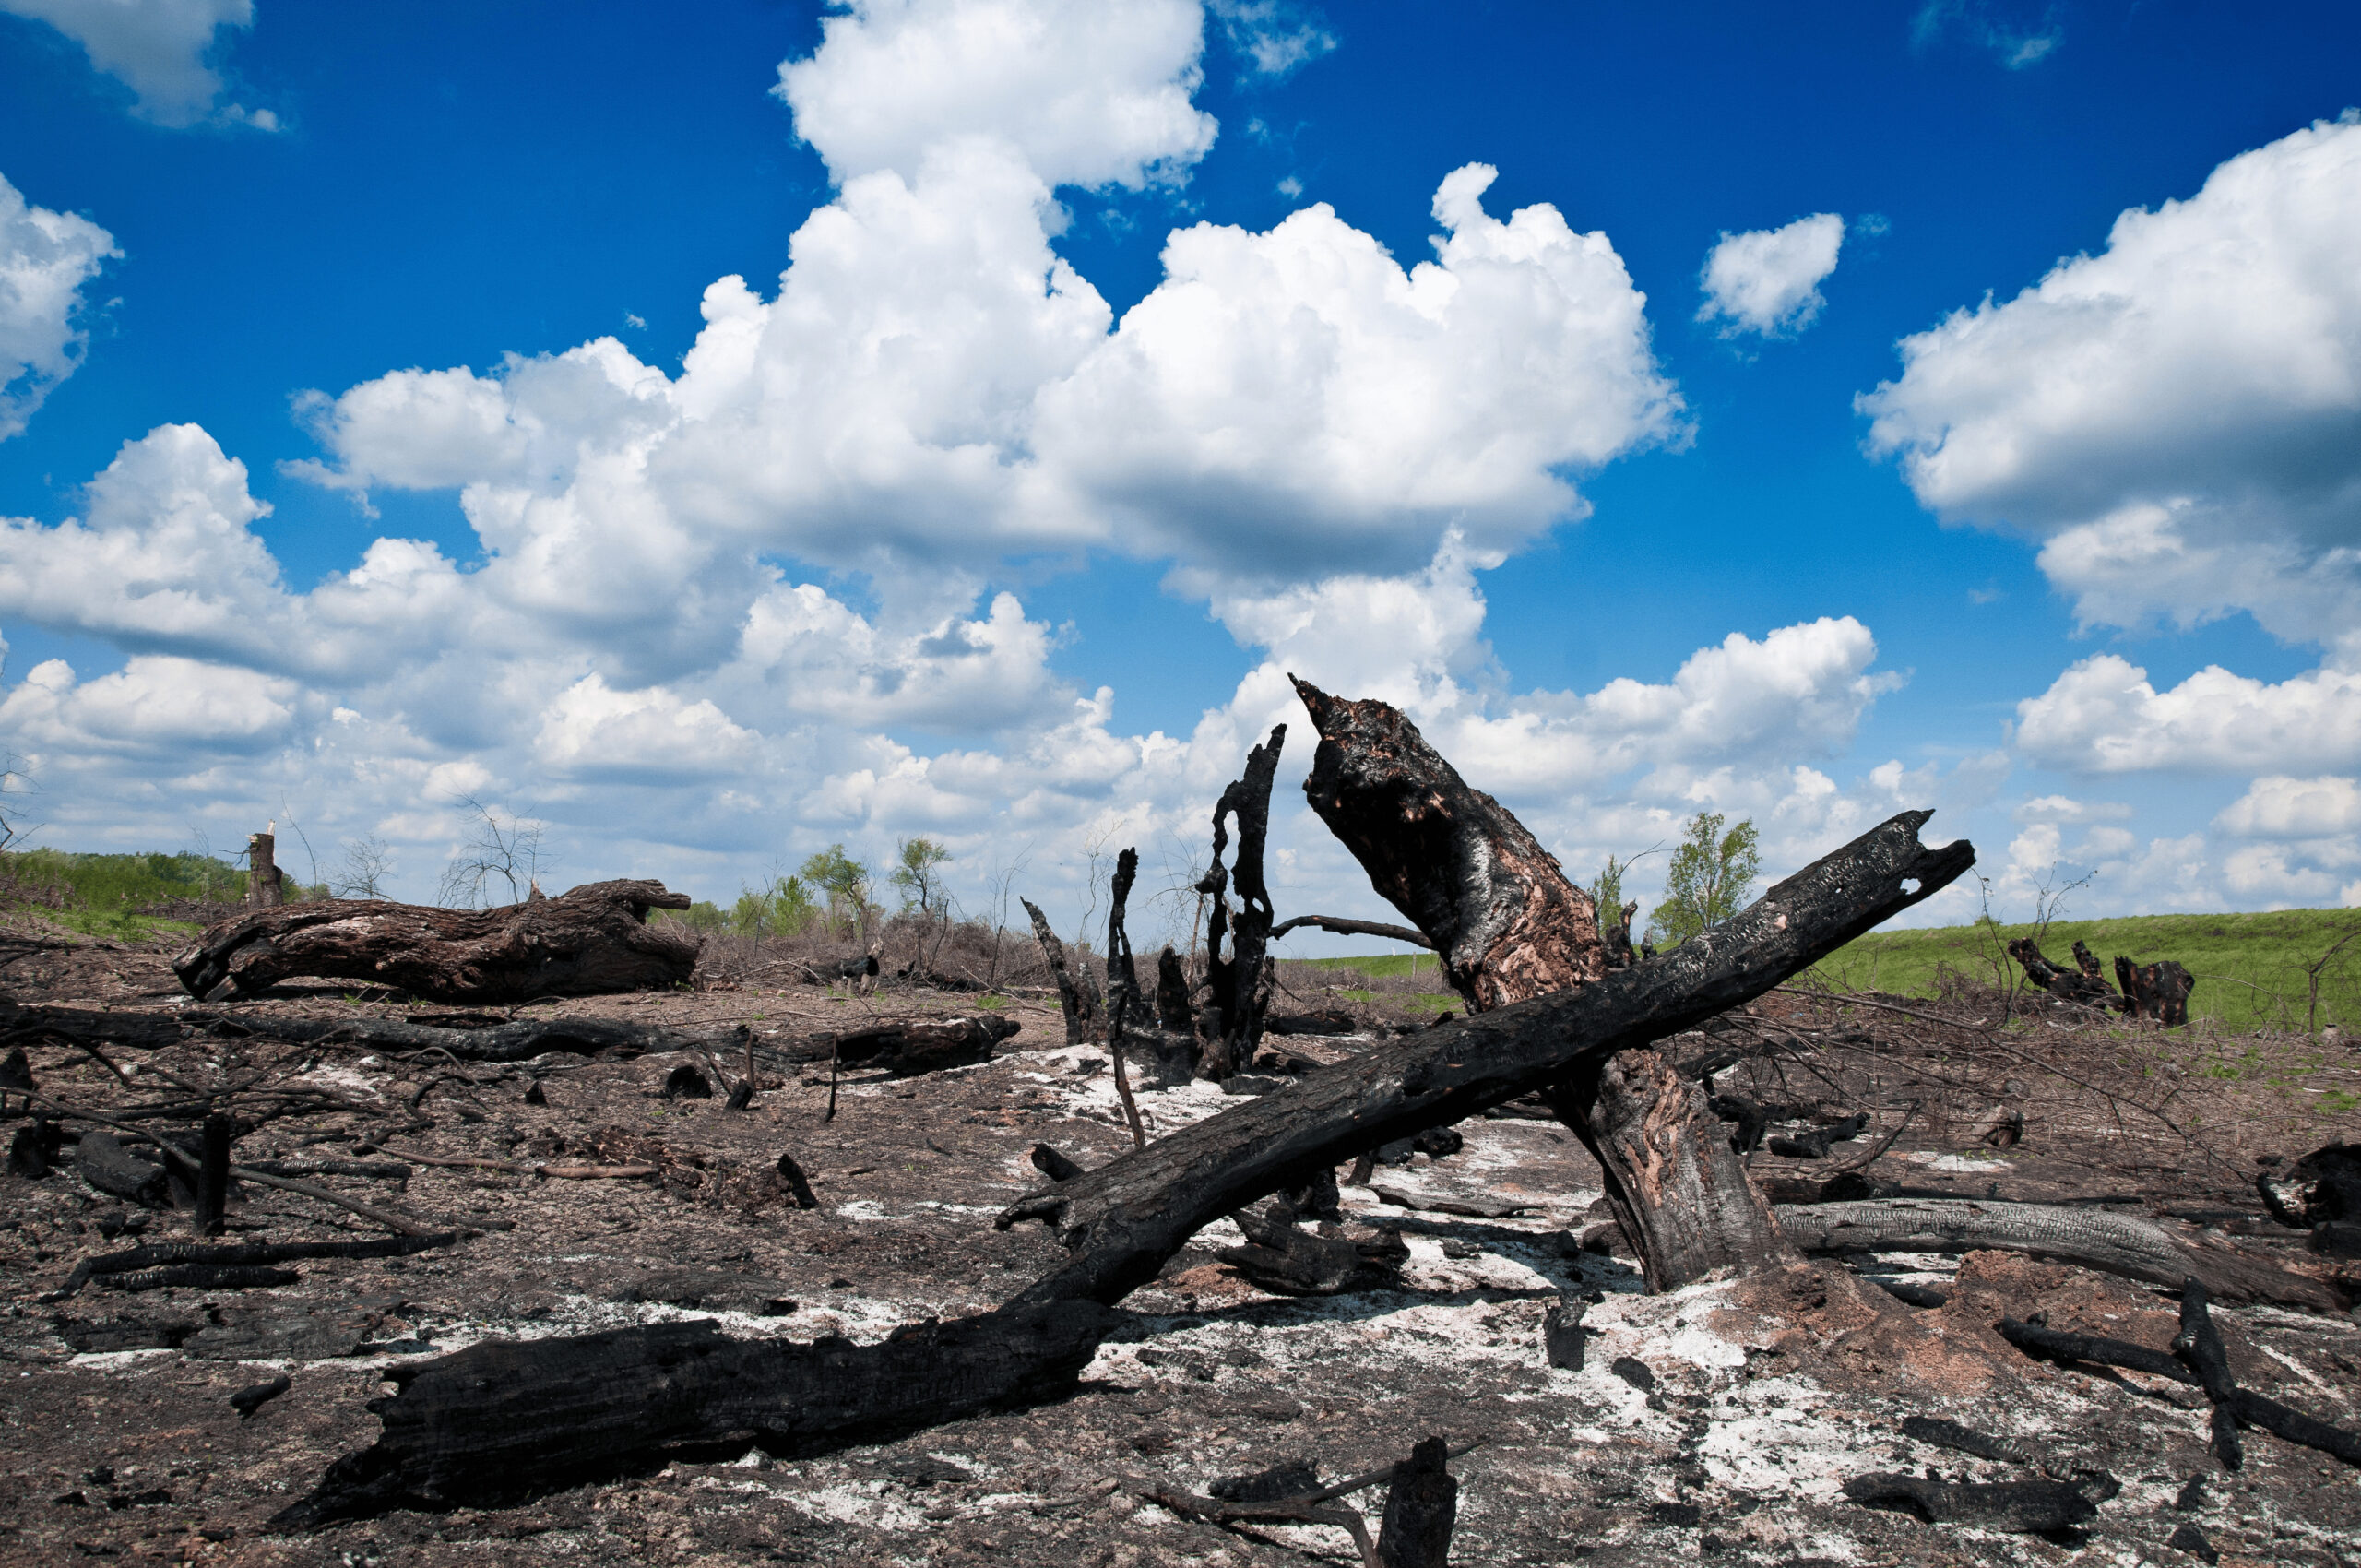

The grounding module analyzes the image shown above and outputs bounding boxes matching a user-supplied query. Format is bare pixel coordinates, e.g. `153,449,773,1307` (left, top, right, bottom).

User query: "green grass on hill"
1299,908,2361,1033
0,849,252,939
1813,908,2361,1032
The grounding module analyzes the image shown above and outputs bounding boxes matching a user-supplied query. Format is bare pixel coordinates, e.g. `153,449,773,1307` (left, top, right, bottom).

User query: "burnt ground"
3,923,2361,1567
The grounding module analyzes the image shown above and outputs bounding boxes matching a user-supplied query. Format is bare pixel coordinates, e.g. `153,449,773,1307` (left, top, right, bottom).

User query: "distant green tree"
799,844,873,934
890,837,952,916
769,874,820,936
1589,853,1634,932
1644,812,1761,948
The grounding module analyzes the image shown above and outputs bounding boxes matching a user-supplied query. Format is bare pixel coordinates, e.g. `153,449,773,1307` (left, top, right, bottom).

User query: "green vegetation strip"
1809,909,2361,1031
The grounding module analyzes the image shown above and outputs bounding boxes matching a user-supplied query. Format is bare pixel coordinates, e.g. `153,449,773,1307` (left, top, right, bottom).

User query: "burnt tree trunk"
1195,724,1285,1078
1021,897,1101,1044
282,811,1972,1525
1292,676,1795,1291
172,880,697,1004
246,829,285,910
2117,956,2196,1026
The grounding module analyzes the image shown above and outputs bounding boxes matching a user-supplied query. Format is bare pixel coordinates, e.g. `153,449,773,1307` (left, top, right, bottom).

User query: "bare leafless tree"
435,795,548,909
333,834,397,899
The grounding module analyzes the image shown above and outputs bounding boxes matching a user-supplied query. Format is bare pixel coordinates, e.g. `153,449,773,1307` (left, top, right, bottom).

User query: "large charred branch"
1776,1198,2337,1309
1003,810,1971,1306
172,880,698,1004
276,1301,1120,1527
1291,675,1793,1290
1268,914,1435,949
1195,724,1286,1078
1,998,731,1064
285,812,1969,1526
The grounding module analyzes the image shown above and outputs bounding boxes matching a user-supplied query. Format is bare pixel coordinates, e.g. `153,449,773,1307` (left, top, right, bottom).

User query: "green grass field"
1810,908,2361,1032
0,849,251,940
1300,907,2361,1033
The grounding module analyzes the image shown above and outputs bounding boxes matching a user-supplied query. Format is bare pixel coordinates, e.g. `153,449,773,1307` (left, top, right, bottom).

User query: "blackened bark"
1104,849,1149,1146
1196,725,1285,1078
1155,947,1193,1032
2118,957,2197,1026
1375,1436,1458,1568
246,830,285,910
197,1113,232,1235
1022,897,1100,1044
273,1301,1121,1528
1268,914,1435,949
172,881,697,1004
828,1016,1020,1077
1292,675,1794,1291
2006,937,2121,1010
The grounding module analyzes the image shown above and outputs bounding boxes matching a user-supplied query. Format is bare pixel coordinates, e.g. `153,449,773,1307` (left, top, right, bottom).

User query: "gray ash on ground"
1,927,2358,1566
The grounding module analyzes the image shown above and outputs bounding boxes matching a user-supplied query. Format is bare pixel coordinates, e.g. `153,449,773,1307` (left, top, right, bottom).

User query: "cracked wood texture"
171,880,697,1004
1003,809,1973,1306
1291,676,1795,1290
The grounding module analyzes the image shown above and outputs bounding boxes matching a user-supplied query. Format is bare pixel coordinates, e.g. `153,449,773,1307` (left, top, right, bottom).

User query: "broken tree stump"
1292,675,1795,1291
1021,897,1100,1044
245,828,285,909
1194,724,1285,1078
172,880,698,1004
2118,956,2196,1025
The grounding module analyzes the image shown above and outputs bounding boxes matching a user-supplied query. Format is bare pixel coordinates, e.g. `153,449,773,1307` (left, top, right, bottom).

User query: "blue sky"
0,0,2356,944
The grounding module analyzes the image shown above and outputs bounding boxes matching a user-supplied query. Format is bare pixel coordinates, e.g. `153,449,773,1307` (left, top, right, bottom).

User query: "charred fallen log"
274,1301,1120,1527
1293,675,1793,1291
171,881,698,1004
283,811,1969,1526
1842,1473,2099,1534
47,1231,456,1301
828,1016,1020,1077
2118,956,2196,1025
1776,1198,2335,1308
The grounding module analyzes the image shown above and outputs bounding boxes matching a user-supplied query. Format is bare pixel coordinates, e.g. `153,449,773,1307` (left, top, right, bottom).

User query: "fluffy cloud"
0,0,273,126
2014,652,2361,776
1696,213,1844,338
2217,775,2361,839
1860,113,2361,643
774,0,1215,189
0,654,296,755
0,171,116,440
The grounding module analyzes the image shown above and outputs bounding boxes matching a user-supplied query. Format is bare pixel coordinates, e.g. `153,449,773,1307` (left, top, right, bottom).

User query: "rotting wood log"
1021,897,1100,1044
1777,1198,2336,1308
1292,674,1794,1291
828,1016,1020,1077
282,811,1969,1527
171,880,698,1004
1841,1473,2099,1534
46,1231,455,1301
273,1301,1121,1527
1195,724,1286,1079
0,999,721,1063
1003,810,1969,1306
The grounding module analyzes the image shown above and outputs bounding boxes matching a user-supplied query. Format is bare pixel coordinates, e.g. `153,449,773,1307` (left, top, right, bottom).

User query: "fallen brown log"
273,1301,1120,1527
1003,810,1968,1306
171,880,698,1004
1774,1198,2337,1308
0,999,714,1063
283,810,1970,1526
1292,675,1793,1291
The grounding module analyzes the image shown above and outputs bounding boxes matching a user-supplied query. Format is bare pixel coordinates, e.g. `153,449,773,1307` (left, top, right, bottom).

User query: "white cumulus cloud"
1860,113,2361,644
2014,652,2361,776
1697,212,1844,338
0,0,273,126
0,171,116,440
